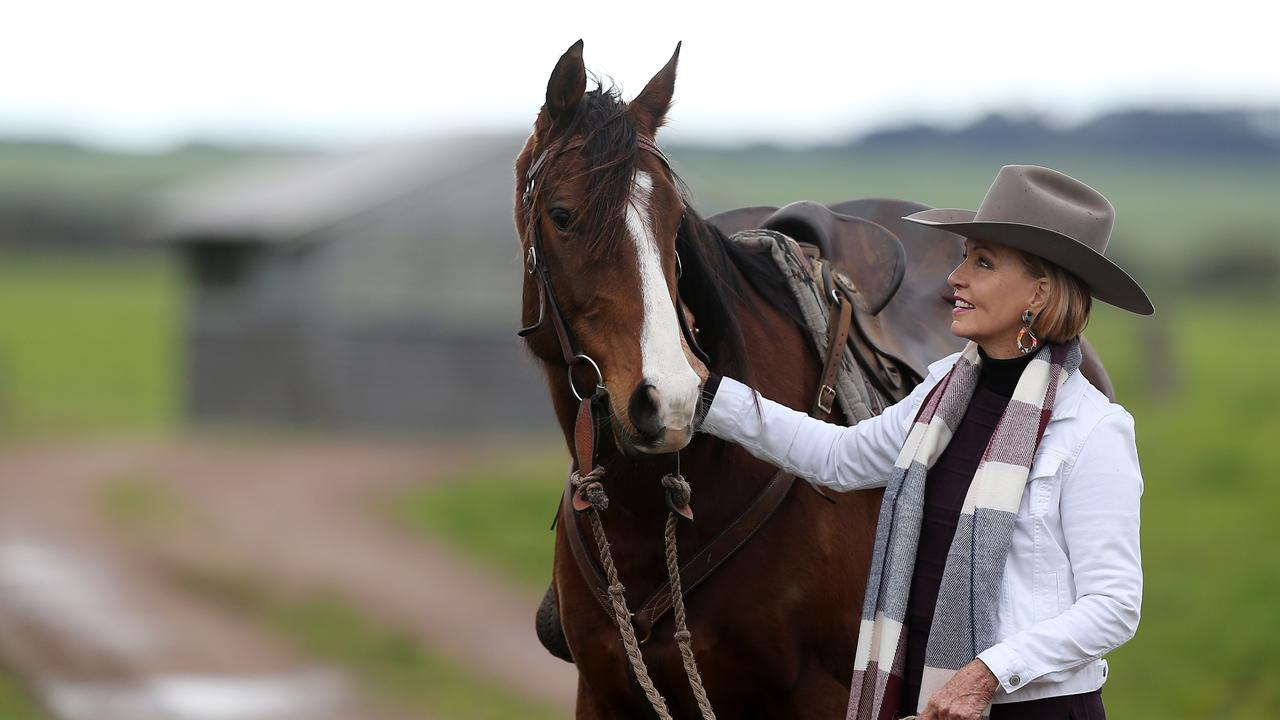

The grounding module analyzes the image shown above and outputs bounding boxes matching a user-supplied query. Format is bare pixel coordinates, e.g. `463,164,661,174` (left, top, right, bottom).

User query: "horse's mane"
674,203,810,385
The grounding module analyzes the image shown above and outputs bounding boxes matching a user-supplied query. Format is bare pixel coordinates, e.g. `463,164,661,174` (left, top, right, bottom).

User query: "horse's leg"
575,678,603,720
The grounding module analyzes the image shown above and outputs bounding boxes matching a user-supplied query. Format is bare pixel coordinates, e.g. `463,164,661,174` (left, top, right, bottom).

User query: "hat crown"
973,165,1114,254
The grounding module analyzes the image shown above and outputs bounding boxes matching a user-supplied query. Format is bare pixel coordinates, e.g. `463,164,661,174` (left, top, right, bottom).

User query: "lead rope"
571,458,718,720
662,465,717,720
571,466,673,720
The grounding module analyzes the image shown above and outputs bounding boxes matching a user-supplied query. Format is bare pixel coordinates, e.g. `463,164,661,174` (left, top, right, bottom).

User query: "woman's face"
947,239,1049,358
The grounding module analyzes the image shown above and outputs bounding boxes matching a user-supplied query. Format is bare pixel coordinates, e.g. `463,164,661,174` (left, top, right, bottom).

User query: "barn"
139,134,554,431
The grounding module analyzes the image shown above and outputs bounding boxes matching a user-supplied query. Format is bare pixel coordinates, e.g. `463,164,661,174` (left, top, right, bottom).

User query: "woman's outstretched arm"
698,356,954,492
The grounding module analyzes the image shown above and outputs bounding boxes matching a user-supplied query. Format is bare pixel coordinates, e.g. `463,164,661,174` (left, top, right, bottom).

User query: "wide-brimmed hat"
902,165,1154,315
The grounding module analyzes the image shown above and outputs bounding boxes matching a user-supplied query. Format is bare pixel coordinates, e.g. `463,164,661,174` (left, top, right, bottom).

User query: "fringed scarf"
846,339,1082,720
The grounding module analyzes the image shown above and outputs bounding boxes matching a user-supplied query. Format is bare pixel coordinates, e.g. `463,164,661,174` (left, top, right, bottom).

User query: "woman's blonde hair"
1016,252,1093,342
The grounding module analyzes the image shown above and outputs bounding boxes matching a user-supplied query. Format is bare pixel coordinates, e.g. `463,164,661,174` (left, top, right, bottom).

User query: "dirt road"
0,436,576,718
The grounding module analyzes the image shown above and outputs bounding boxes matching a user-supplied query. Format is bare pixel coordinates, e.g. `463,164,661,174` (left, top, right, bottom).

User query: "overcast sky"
4,0,1278,150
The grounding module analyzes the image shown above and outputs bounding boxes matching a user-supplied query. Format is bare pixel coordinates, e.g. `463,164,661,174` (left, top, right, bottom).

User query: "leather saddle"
709,199,966,397
707,198,1116,401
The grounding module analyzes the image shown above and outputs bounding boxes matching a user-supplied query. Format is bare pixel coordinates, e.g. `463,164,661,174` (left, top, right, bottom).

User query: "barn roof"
138,133,522,244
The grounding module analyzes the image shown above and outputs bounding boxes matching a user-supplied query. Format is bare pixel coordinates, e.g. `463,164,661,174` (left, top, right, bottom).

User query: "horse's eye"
549,208,573,231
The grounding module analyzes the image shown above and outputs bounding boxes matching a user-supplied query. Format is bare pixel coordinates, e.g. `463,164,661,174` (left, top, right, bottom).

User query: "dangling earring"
1016,309,1040,355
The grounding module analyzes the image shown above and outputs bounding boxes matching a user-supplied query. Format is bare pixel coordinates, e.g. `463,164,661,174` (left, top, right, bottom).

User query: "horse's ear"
630,42,681,136
545,40,586,127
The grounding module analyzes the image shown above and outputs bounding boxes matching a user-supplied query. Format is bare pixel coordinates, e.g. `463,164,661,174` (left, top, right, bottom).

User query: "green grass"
170,567,561,720
402,299,1280,719
389,449,566,591
1082,299,1280,719
99,474,187,531
0,672,48,720
0,248,180,435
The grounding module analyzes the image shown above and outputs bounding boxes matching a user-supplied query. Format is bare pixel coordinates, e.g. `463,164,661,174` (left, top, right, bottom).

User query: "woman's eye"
549,208,573,231
978,256,993,268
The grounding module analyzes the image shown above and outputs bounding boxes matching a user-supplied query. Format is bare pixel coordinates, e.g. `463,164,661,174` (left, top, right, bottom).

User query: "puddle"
45,670,350,720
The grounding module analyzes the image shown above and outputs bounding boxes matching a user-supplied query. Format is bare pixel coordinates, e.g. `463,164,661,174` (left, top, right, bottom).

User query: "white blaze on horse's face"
626,170,701,451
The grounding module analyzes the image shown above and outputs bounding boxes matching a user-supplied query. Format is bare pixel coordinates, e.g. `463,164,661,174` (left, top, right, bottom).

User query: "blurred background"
0,1,1276,718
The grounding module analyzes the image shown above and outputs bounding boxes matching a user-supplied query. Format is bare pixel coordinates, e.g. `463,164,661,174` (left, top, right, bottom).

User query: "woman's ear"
1028,276,1051,312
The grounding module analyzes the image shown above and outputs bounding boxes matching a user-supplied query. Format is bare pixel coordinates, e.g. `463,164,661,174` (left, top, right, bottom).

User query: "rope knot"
571,466,609,511
674,630,692,644
661,473,691,507
608,582,626,598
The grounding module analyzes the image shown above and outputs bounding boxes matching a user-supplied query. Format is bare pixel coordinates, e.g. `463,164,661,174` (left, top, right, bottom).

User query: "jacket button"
1009,674,1022,686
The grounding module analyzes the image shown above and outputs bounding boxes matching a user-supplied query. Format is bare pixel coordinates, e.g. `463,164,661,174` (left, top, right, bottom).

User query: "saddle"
709,199,966,397
709,200,1117,401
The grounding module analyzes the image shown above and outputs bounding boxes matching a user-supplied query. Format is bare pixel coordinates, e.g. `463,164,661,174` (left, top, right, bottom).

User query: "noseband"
517,133,710,401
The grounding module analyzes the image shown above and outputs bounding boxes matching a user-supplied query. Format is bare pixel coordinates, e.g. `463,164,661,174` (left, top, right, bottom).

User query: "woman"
697,165,1150,720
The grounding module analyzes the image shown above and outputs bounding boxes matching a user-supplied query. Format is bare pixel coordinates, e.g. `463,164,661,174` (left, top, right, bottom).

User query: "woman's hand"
918,658,999,720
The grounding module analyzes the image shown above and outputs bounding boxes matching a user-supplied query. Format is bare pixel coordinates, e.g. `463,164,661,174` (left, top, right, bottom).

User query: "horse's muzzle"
622,381,695,454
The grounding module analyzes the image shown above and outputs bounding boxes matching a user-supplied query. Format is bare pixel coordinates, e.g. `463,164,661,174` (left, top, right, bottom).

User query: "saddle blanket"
727,228,887,424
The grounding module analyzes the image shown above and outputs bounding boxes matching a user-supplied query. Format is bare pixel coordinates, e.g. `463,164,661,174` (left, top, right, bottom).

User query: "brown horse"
514,42,1109,718
515,40,887,718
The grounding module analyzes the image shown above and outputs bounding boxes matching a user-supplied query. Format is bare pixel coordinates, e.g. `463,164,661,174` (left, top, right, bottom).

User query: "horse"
514,41,1111,718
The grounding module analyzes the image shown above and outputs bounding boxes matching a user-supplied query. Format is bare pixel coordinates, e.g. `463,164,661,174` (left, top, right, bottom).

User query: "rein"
519,133,717,719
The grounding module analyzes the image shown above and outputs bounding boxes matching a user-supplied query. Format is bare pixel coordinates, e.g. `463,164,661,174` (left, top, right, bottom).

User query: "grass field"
400,298,1280,720
0,248,180,436
0,674,46,720
0,141,283,214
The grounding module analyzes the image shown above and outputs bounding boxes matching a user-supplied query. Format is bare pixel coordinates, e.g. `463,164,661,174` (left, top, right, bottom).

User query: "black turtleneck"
976,346,1037,397
898,347,1035,716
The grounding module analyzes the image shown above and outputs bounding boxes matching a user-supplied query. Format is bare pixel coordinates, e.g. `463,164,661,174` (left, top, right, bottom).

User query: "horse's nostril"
628,382,664,441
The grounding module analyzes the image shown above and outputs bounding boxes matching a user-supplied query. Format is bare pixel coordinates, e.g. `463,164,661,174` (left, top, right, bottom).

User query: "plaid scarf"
846,339,1082,720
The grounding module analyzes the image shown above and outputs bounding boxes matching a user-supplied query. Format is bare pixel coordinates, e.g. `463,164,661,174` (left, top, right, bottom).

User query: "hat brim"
902,208,1154,315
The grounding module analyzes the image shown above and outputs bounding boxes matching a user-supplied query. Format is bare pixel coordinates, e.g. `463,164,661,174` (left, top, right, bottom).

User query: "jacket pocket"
1035,570,1062,621
1027,452,1065,515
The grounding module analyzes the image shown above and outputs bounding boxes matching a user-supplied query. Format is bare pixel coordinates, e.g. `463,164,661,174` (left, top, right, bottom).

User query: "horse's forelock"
532,83,648,258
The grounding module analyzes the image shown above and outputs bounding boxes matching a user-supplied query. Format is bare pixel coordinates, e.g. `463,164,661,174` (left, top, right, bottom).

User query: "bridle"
517,132,710,401
517,132,720,719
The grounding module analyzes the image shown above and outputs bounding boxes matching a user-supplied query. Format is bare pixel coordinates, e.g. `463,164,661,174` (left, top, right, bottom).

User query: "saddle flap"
828,198,966,379
761,201,906,316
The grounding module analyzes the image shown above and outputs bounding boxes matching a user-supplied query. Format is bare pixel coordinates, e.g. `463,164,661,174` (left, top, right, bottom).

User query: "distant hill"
851,109,1280,158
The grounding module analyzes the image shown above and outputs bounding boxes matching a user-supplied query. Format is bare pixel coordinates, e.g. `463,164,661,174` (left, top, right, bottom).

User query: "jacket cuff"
977,643,1030,695
693,373,722,431
697,376,753,438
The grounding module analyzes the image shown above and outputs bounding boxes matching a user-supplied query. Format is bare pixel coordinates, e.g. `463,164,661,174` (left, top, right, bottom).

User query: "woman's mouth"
953,297,975,315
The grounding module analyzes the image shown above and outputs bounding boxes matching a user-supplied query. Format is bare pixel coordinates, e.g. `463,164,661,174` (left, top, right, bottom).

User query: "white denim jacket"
700,352,1143,703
